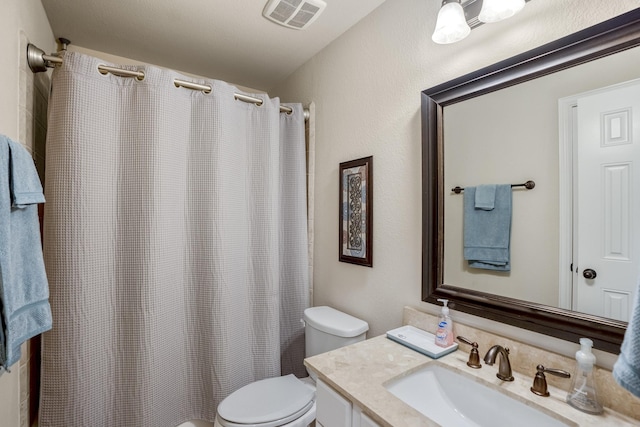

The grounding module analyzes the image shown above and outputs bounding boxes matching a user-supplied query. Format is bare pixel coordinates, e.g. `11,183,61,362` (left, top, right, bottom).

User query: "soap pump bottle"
566,338,603,415
435,299,454,348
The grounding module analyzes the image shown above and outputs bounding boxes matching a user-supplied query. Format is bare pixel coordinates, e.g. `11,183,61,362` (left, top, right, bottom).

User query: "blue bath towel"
613,275,640,398
0,135,52,370
463,185,512,271
9,140,45,207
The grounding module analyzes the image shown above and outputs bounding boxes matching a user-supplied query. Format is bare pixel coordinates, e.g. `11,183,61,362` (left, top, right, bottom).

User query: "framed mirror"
422,8,640,353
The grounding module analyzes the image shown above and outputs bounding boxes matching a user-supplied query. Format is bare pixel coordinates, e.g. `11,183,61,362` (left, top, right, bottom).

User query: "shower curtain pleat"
39,51,309,427
279,105,311,378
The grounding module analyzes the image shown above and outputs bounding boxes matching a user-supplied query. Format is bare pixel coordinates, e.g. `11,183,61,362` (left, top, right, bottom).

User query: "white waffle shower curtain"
39,51,309,427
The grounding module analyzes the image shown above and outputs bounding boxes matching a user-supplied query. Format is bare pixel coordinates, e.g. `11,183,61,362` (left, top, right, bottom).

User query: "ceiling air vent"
263,0,327,30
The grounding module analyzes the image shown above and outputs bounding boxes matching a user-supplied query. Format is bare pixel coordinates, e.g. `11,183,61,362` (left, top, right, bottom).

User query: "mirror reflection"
443,44,640,323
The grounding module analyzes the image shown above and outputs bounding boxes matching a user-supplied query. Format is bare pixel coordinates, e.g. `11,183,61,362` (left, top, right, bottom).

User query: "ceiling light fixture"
431,0,471,45
432,0,530,45
478,0,525,23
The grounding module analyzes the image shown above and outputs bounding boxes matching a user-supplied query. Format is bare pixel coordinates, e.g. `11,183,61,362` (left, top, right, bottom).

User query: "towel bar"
451,180,535,194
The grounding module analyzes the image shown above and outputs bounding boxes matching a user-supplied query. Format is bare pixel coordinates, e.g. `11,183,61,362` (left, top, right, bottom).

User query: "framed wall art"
339,156,373,267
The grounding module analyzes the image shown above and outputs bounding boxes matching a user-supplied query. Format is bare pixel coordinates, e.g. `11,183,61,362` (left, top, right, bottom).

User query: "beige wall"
271,0,639,366
0,0,54,425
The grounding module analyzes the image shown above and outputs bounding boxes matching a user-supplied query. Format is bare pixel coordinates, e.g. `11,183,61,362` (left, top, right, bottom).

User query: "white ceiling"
40,0,387,90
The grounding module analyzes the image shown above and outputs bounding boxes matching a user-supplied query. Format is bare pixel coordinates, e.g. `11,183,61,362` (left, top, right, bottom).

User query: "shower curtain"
39,52,309,427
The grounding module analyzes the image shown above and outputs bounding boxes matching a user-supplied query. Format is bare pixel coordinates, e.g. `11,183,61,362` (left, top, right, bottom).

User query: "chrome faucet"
483,345,514,381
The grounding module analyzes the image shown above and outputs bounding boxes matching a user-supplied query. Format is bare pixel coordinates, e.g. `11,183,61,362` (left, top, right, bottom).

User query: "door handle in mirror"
583,269,597,279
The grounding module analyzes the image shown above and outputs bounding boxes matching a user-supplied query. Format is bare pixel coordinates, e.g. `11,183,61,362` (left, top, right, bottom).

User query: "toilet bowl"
214,376,316,427
214,306,368,427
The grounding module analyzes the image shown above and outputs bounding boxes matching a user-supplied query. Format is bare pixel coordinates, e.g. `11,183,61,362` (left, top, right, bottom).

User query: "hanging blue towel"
475,184,496,210
613,276,640,398
463,185,512,271
9,140,46,207
0,135,52,370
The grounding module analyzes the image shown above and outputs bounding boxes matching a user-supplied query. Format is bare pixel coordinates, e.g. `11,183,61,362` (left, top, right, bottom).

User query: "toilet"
214,306,369,427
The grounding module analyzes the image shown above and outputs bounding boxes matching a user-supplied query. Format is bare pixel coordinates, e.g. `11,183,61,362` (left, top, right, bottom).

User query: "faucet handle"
456,336,481,369
530,364,571,397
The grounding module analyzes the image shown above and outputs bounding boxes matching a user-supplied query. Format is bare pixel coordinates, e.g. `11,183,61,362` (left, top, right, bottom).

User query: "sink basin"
385,364,572,427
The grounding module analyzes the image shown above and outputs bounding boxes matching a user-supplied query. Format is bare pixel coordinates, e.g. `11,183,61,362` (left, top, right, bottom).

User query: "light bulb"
478,0,525,23
432,1,471,44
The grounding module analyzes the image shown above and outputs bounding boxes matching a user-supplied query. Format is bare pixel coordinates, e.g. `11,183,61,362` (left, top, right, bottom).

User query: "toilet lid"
218,374,314,425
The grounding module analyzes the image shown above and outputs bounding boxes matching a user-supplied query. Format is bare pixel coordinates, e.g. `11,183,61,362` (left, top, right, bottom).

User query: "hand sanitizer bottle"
566,338,603,414
435,299,454,348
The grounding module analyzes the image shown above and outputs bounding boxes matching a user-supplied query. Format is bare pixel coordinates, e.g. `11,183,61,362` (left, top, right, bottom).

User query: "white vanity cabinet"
353,406,380,427
316,379,381,427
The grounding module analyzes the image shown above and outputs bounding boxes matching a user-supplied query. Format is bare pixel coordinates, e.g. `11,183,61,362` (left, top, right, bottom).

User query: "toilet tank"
303,306,369,357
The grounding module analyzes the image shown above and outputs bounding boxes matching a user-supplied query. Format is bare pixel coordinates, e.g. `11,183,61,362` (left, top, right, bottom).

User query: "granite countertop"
304,335,638,427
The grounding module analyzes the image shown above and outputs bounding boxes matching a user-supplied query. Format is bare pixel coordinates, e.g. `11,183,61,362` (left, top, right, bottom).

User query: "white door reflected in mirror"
559,79,640,321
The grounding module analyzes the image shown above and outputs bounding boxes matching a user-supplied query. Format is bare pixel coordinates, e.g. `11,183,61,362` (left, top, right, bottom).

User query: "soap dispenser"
566,338,603,415
435,299,454,348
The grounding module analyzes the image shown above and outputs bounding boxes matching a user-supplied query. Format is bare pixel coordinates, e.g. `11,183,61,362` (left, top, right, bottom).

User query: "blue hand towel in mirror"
463,185,512,271
475,184,496,210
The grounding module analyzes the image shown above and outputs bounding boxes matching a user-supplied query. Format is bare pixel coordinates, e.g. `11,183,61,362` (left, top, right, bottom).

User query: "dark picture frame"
339,156,373,267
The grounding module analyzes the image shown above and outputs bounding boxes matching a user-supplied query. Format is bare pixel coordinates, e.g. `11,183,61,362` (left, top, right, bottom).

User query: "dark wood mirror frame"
422,8,640,353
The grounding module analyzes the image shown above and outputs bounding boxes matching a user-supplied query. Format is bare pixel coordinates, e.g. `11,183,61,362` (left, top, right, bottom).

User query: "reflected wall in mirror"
422,9,640,353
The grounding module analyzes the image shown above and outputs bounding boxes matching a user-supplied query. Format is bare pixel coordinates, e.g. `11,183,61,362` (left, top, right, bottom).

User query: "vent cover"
263,0,327,30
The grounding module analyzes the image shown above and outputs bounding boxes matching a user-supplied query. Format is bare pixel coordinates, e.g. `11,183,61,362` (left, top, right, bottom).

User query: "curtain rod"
27,43,309,120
